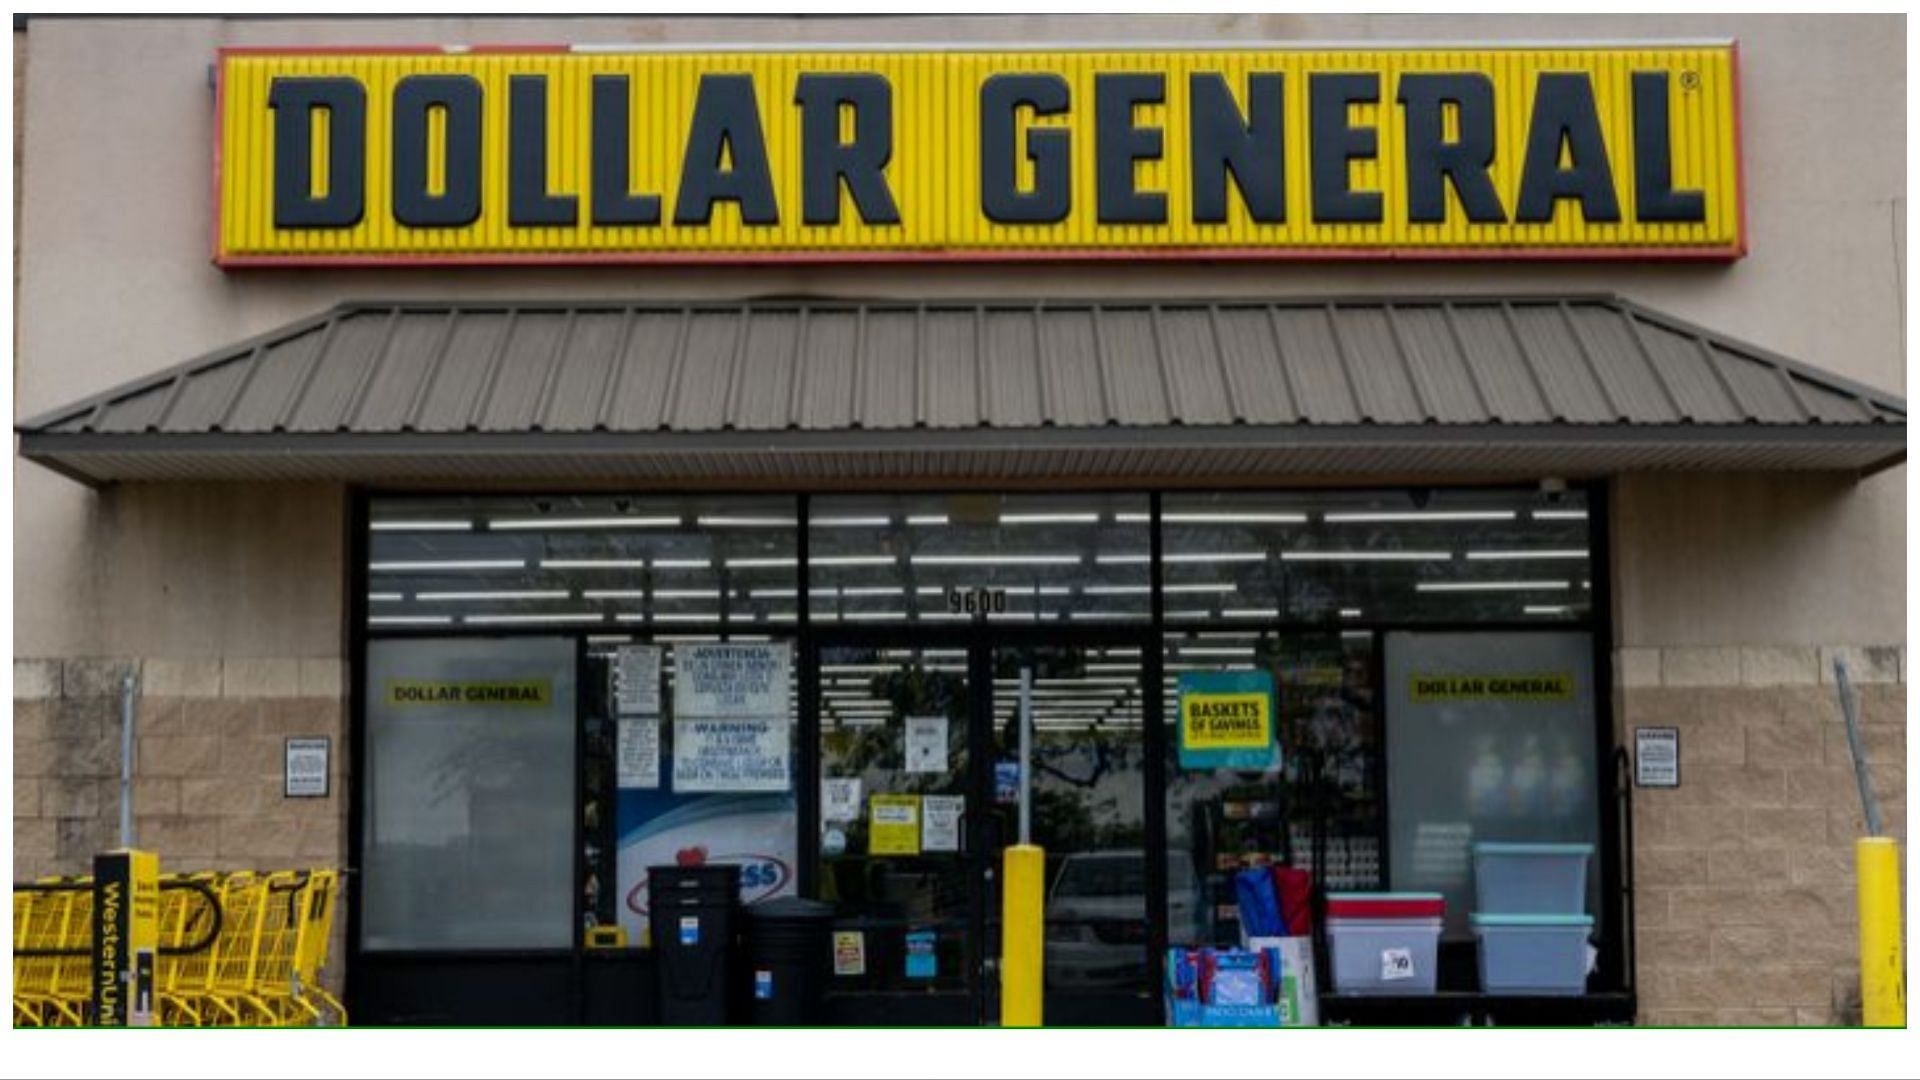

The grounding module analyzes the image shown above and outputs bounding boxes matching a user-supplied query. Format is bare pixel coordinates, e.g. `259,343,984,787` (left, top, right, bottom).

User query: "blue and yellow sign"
1178,670,1279,771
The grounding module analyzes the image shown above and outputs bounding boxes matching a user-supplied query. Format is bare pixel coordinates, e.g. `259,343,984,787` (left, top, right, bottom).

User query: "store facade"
12,15,1907,1028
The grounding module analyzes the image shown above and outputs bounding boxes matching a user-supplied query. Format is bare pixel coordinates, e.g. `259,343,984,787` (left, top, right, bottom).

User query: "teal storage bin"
1471,842,1593,915
1471,913,1594,996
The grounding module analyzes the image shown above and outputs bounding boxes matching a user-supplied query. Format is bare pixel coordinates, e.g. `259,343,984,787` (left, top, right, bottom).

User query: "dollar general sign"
214,43,1742,264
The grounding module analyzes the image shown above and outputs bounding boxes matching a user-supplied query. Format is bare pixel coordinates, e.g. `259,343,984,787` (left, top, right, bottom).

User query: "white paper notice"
614,645,662,716
904,715,949,774
675,642,791,718
822,777,862,823
616,717,660,789
922,795,964,852
672,717,792,792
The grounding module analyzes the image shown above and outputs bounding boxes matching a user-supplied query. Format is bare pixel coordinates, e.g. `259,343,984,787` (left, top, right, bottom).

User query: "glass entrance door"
812,633,1154,1026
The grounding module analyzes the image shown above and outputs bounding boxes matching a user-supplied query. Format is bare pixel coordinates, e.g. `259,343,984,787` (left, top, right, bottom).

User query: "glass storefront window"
1161,489,1592,625
806,493,1151,624
366,494,798,631
361,636,578,950
1163,629,1381,949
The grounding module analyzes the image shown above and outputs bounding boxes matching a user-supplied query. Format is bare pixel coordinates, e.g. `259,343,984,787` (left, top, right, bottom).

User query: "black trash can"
649,864,740,1026
743,897,836,1025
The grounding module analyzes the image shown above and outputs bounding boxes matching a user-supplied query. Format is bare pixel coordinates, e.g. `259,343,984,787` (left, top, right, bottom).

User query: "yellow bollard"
1857,837,1905,1027
1001,844,1045,1027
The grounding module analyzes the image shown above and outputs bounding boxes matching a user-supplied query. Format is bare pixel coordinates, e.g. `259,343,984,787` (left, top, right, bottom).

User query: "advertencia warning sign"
674,643,791,718
1178,670,1279,771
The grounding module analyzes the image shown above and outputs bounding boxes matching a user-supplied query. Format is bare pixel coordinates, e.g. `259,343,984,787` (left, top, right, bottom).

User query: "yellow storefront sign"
384,679,553,706
1409,672,1576,702
215,43,1742,264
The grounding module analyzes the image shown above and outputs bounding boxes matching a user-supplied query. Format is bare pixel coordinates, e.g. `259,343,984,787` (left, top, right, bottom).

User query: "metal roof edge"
14,304,352,433
1613,296,1908,417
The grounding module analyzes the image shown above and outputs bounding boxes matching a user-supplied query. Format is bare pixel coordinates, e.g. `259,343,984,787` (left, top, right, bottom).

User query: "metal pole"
1832,658,1882,836
1017,665,1032,845
118,669,139,848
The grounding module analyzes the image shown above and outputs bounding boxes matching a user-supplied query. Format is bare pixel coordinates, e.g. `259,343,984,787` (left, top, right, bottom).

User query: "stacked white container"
1469,842,1595,996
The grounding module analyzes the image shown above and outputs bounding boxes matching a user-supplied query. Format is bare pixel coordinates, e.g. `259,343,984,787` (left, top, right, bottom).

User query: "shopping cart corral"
12,868,346,1027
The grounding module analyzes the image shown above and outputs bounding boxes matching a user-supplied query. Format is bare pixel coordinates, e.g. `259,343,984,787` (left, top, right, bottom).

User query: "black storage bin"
649,864,740,1026
743,898,835,1025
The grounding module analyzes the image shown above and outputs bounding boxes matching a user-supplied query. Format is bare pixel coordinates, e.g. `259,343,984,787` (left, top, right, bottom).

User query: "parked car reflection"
1045,850,1207,989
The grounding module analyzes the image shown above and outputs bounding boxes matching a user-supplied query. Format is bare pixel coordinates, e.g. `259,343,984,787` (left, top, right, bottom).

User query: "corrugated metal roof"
17,295,1905,486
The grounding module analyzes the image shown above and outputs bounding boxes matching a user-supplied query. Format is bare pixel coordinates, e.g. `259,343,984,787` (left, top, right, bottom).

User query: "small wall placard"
285,736,331,798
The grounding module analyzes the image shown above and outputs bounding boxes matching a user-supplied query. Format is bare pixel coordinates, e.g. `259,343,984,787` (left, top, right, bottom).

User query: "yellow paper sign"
1181,691,1273,753
215,44,1742,264
868,794,922,856
384,679,553,707
1409,672,1576,702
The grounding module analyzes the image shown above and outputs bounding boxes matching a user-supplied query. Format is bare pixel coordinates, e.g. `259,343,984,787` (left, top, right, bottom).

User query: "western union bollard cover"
92,849,160,1027
1178,671,1279,770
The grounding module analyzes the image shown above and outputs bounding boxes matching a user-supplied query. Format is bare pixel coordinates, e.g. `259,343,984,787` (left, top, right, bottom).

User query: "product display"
1325,892,1446,996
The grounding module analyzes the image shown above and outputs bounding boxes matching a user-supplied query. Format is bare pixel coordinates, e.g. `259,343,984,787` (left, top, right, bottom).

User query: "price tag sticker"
1380,948,1415,982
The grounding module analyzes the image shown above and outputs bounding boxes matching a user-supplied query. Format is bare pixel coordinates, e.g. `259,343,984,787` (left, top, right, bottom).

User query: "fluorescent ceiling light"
809,555,897,567
809,516,890,527
368,592,404,602
725,557,798,569
1067,611,1138,620
1222,608,1281,618
763,612,799,622
581,589,647,600
370,519,474,532
586,635,632,644
910,554,1081,566
1282,551,1450,562
652,589,721,600
652,558,712,570
368,615,453,626
1523,605,1572,615
541,559,646,570
919,611,973,620
1165,512,1308,524
652,613,720,623
906,515,949,526
1322,511,1516,523
841,611,907,621
697,516,797,527
489,516,679,530
1532,509,1589,521
465,613,606,625
370,559,524,572
1180,646,1257,657
416,590,570,602
1465,550,1589,561
1416,581,1570,593
1340,608,1363,618
1165,609,1215,619
838,586,905,597
1097,552,1264,564
999,513,1101,525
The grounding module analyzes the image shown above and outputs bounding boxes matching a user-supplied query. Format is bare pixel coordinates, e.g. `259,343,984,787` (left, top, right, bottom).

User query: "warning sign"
1409,672,1575,702
1177,671,1279,771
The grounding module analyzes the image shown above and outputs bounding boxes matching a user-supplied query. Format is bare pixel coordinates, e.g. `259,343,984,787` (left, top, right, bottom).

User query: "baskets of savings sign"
1178,671,1279,771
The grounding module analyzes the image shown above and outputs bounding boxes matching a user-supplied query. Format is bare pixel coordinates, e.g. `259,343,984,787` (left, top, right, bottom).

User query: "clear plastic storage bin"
1471,913,1594,996
1471,842,1593,914
1325,902,1444,997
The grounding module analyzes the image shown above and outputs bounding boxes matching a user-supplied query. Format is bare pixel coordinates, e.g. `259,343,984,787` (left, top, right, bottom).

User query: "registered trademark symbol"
1679,70,1701,90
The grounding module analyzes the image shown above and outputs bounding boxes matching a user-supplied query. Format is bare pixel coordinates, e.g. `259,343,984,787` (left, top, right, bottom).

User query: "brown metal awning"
17,295,1905,486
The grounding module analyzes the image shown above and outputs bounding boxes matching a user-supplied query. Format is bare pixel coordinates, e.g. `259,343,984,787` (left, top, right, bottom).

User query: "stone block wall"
1622,644,1906,1026
13,656,349,996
